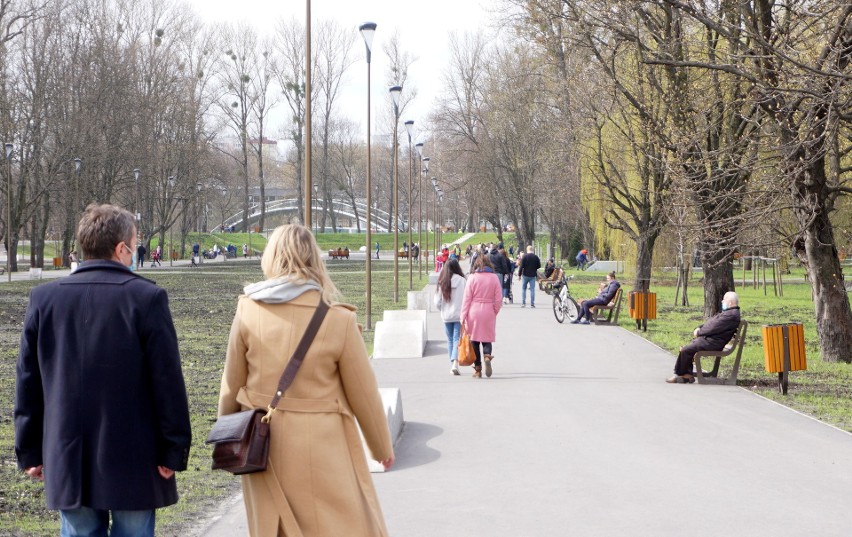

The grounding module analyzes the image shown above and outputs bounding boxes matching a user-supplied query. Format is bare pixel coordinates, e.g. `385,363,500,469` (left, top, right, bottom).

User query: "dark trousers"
579,297,607,320
472,341,493,367
675,338,723,375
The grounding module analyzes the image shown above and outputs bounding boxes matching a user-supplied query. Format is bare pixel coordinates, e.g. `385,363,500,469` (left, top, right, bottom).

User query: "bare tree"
649,0,852,361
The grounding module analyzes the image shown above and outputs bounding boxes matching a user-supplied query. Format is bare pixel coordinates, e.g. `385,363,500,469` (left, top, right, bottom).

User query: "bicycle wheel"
565,297,580,322
553,295,565,323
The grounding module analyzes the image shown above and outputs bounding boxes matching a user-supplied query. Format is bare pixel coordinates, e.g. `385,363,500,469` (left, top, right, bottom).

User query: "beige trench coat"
218,291,393,537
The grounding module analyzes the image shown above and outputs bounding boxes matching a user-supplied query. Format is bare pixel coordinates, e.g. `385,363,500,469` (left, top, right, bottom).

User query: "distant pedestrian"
243,243,248,258
375,241,380,259
435,258,466,375
461,254,502,378
518,245,541,308
412,243,420,261
576,249,589,270
136,243,146,268
15,203,191,537
490,246,512,304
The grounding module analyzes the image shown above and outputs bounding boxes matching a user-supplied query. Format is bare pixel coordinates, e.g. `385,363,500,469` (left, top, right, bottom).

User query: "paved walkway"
196,279,852,536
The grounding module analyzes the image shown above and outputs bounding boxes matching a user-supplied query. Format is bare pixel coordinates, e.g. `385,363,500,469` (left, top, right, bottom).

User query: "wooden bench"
693,320,748,385
538,267,564,291
328,248,350,260
592,287,623,325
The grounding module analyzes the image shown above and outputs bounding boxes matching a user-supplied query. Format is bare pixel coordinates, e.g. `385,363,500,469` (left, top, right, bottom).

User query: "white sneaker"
451,360,460,375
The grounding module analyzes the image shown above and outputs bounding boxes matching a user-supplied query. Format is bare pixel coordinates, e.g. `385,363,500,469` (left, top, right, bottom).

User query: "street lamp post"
415,143,424,278
73,158,82,259
404,120,414,290
421,154,429,276
359,21,376,329
389,85,402,302
313,185,319,234
432,177,442,261
134,169,141,225
168,176,175,267
4,143,12,281
304,0,313,229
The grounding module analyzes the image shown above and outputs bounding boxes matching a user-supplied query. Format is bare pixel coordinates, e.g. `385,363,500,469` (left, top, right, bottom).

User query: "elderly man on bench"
571,271,620,325
667,291,741,384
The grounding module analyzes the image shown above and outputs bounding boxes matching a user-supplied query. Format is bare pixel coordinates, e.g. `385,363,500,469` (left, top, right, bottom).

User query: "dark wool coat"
15,260,192,510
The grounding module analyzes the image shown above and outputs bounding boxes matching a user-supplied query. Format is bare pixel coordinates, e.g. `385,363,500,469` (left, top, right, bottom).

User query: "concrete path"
195,280,852,536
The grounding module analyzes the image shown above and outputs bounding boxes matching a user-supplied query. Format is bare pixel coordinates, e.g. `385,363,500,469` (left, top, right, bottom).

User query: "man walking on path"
15,203,192,537
136,242,146,269
518,245,541,308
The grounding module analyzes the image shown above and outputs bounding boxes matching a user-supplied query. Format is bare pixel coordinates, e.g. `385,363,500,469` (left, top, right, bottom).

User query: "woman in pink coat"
461,254,503,378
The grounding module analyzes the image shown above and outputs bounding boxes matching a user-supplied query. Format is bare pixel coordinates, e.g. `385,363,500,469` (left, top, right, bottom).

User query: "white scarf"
243,277,322,304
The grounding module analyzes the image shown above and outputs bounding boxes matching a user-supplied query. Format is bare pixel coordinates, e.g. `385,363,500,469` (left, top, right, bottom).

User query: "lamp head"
431,177,438,189
389,85,402,110
134,168,140,181
404,120,414,138
168,176,175,188
415,142,424,157
4,143,12,160
359,22,377,62
197,182,203,192
74,158,82,172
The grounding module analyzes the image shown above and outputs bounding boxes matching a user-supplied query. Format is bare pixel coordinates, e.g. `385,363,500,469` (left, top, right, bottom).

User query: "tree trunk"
634,235,656,292
790,154,852,363
701,244,734,318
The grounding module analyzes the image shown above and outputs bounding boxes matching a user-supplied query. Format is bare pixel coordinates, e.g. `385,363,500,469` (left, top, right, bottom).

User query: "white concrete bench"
365,387,404,473
372,320,425,358
383,309,427,341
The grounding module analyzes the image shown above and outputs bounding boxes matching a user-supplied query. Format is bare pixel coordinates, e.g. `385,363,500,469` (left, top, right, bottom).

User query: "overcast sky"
186,0,500,144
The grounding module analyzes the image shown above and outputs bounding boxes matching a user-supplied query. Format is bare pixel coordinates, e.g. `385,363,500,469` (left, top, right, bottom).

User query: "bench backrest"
608,287,623,307
724,320,748,351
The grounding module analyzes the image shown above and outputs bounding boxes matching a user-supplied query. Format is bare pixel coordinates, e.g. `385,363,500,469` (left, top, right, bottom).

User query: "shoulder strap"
268,299,330,411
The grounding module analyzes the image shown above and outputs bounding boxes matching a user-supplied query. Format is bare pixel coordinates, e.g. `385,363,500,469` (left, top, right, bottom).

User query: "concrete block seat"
373,319,426,358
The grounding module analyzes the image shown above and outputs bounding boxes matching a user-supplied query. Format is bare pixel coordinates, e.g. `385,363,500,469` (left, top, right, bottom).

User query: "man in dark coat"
572,271,621,324
15,204,191,536
490,246,512,304
667,291,742,383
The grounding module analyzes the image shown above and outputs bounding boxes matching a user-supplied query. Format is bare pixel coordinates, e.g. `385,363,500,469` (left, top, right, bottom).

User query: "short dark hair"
77,204,136,260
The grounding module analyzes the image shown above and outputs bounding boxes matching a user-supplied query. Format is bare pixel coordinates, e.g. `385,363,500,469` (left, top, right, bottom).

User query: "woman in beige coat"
217,224,394,537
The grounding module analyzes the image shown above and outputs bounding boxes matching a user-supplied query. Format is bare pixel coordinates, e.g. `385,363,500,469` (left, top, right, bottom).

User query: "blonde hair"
261,224,340,304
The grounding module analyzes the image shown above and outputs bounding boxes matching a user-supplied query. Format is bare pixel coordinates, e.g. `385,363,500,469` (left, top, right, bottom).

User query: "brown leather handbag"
206,300,329,474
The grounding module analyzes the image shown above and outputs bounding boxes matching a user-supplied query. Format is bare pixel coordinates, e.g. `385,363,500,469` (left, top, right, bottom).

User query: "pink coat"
461,269,503,342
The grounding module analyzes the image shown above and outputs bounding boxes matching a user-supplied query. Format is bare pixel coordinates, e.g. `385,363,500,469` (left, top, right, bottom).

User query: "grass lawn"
0,259,427,536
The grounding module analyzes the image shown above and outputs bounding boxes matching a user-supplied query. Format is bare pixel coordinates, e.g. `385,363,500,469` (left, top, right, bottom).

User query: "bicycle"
552,274,580,323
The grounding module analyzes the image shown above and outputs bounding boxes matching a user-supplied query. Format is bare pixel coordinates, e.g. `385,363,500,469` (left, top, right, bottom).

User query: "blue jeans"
60,508,155,537
444,321,461,361
522,275,536,305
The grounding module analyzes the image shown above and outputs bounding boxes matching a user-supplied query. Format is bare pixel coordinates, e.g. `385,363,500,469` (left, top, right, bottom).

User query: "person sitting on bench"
571,271,620,325
666,291,741,384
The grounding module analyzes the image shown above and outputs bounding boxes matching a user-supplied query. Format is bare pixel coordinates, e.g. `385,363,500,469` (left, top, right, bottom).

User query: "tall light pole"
304,0,313,229
313,184,319,234
404,119,414,290
432,177,440,262
423,157,430,270
168,176,175,267
415,143,424,278
73,158,82,258
359,21,376,329
389,84,402,302
133,168,141,225
4,143,12,281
